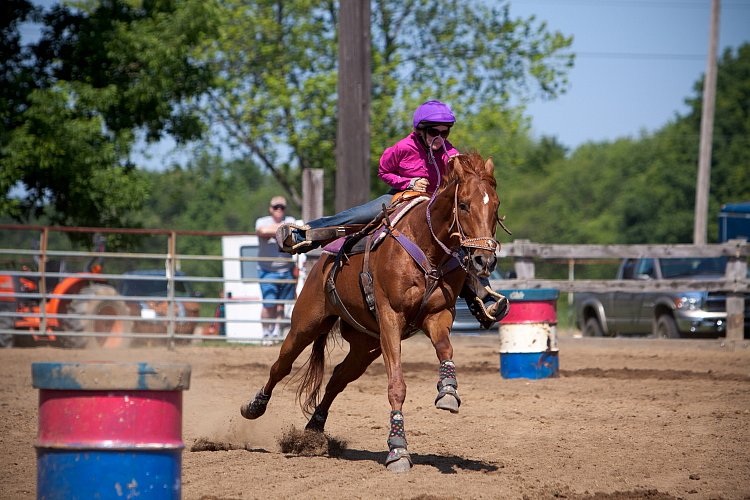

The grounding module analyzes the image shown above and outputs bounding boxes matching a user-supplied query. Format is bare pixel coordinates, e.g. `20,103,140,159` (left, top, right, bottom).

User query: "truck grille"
705,292,725,312
706,292,750,334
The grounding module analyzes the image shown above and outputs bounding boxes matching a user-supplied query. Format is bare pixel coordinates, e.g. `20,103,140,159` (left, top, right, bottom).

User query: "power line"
576,51,705,60
514,0,750,8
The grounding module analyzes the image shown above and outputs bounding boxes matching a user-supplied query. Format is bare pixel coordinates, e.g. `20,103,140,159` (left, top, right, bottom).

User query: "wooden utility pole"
693,0,720,244
302,168,324,222
335,0,371,213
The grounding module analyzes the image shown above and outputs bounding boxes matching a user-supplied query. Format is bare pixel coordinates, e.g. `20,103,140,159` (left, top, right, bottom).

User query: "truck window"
660,257,727,278
240,246,259,280
621,259,637,279
636,258,656,278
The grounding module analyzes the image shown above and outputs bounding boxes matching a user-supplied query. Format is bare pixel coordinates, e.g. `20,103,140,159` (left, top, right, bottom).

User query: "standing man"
255,196,297,343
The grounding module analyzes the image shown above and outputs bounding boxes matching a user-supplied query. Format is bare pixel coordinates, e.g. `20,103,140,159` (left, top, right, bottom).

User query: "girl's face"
423,126,450,150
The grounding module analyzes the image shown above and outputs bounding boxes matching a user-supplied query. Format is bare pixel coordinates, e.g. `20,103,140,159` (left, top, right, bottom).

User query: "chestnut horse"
241,153,501,472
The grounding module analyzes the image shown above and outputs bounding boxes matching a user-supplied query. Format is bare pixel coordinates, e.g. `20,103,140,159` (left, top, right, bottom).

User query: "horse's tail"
296,327,330,417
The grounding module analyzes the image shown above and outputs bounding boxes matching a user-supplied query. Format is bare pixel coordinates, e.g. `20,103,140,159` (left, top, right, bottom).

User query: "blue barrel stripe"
37,449,181,500
500,352,559,379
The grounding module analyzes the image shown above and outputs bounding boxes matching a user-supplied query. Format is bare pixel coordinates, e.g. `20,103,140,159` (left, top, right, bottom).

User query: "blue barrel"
32,362,191,499
498,289,560,379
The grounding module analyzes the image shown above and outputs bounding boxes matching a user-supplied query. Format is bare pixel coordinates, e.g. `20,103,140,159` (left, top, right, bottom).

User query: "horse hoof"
240,401,265,419
435,393,460,413
240,389,270,419
385,448,412,473
386,457,412,473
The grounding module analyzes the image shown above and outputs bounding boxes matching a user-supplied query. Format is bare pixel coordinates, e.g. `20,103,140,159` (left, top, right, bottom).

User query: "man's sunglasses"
271,204,286,210
425,127,450,138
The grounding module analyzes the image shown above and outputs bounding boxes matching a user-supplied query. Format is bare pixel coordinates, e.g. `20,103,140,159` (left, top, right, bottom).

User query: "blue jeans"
306,194,394,230
258,269,296,308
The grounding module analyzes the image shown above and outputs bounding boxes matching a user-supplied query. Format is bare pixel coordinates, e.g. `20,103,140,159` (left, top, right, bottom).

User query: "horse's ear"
483,157,495,177
450,154,465,176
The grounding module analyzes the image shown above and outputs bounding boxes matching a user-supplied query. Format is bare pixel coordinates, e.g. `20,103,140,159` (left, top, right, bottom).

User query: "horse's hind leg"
306,323,381,432
241,268,337,419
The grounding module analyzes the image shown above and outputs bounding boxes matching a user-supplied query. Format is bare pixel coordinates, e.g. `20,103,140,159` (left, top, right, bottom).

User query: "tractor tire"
63,284,134,348
0,302,14,348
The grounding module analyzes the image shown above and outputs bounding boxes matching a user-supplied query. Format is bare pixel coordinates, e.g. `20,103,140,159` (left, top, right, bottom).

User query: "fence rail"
1,225,748,347
494,239,748,341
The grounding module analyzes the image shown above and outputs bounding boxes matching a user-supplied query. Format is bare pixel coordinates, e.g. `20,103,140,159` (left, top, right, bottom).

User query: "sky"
509,0,750,150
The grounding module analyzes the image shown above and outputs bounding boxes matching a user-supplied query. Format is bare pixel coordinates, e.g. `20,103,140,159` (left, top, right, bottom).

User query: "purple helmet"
412,100,456,129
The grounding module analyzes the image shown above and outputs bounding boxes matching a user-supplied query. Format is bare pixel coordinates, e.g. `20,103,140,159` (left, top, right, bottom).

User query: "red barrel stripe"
37,390,183,448
500,301,557,324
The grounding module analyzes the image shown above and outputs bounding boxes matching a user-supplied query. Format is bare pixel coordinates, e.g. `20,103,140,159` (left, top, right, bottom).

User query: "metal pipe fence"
0,225,299,347
1,225,747,348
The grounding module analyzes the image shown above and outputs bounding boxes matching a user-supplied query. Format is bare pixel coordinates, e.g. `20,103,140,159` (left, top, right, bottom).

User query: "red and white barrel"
498,289,559,379
32,362,191,499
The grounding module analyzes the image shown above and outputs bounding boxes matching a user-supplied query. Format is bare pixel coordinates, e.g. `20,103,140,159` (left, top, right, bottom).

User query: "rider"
275,100,508,328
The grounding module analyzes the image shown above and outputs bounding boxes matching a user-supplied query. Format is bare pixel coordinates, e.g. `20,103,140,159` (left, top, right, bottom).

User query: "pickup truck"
574,257,749,338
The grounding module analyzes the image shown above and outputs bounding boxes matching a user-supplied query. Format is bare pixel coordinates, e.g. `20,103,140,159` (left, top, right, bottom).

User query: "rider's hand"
412,178,429,192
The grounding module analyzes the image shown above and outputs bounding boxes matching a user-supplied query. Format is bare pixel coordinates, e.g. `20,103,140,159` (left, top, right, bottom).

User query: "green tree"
2,83,148,228
196,0,574,212
0,0,220,229
503,43,750,245
0,0,39,220
133,154,284,294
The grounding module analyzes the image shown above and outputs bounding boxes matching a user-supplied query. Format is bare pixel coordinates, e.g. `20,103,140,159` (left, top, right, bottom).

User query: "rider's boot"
275,224,317,254
276,224,359,254
480,292,510,328
461,279,510,330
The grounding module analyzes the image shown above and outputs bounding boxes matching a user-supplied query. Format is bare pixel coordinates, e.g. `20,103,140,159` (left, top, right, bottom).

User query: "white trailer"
221,234,305,342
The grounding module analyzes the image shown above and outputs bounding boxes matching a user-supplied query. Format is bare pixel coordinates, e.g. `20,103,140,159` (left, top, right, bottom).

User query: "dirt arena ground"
1,332,749,499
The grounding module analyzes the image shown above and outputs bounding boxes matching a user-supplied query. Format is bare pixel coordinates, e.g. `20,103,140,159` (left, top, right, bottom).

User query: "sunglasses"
425,127,450,138
271,204,286,210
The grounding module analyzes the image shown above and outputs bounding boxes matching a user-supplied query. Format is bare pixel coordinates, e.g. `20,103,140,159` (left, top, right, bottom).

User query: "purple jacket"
378,132,459,193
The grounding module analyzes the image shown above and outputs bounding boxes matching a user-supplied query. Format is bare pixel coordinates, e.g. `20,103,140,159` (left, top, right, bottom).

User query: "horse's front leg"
423,310,461,413
378,308,412,472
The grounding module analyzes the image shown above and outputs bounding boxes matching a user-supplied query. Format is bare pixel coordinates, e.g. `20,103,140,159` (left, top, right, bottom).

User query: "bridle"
424,145,498,271
447,182,499,253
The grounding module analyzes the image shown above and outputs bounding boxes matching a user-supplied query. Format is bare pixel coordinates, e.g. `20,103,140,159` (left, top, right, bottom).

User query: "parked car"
574,257,750,339
116,270,203,341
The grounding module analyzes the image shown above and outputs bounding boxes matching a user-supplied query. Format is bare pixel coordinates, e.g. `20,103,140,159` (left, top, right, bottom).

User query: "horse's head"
441,153,500,278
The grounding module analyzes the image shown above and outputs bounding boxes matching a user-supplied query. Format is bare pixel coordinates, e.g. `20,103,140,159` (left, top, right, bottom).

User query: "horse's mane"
440,152,497,190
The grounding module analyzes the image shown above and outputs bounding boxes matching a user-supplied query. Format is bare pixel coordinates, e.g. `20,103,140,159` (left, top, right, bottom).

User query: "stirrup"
275,223,312,254
468,293,509,330
486,292,510,322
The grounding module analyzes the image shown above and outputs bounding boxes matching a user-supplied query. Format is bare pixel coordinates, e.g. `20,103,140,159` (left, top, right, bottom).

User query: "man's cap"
270,196,287,207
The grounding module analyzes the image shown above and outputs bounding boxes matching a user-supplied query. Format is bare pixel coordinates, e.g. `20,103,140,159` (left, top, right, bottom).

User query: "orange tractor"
0,253,133,349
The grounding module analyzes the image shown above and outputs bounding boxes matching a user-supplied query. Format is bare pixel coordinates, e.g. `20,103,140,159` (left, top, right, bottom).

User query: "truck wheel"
0,302,14,348
583,317,605,337
63,285,134,348
653,315,680,339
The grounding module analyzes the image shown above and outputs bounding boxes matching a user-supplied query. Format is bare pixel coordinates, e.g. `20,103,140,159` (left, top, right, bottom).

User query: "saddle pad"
321,195,429,256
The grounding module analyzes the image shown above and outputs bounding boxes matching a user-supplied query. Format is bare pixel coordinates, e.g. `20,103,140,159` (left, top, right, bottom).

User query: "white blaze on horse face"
482,191,489,205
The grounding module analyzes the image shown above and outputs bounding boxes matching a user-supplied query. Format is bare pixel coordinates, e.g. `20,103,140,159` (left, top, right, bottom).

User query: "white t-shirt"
255,215,296,272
